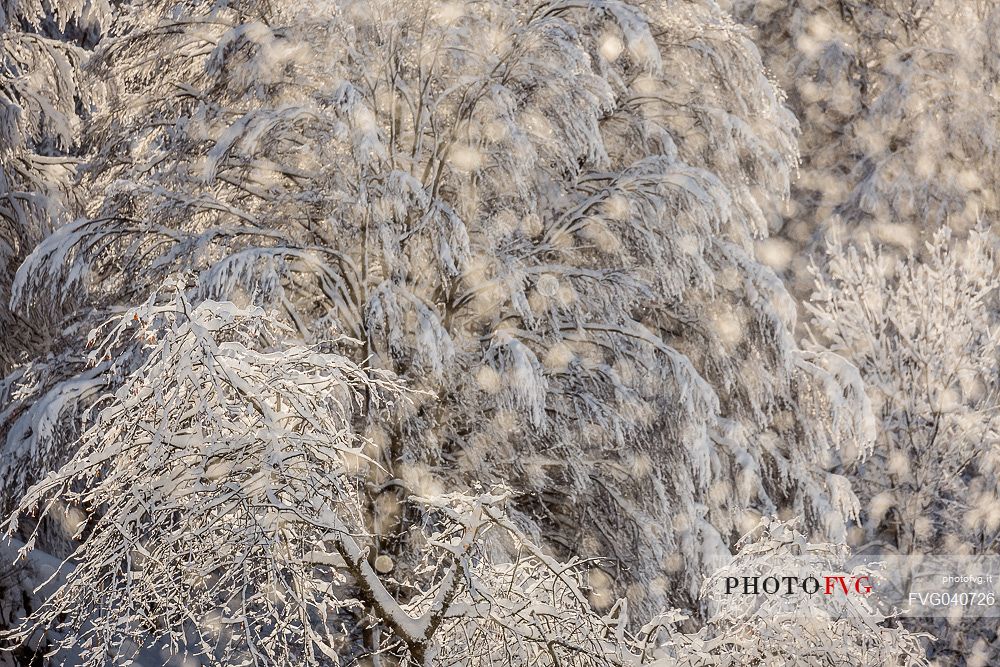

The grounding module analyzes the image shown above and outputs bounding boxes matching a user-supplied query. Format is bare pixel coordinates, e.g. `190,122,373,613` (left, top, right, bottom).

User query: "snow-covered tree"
806,227,1000,663
3,0,873,622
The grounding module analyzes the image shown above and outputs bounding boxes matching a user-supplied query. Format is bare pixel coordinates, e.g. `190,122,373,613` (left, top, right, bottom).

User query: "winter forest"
1,0,999,664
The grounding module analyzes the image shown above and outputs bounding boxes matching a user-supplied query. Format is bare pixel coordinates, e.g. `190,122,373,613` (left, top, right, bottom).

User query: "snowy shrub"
807,228,1000,555
807,227,1000,663
4,289,402,663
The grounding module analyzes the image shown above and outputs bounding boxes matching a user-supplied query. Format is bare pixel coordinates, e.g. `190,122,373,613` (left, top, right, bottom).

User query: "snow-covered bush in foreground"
0,286,929,666
0,281,919,667
4,290,404,664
